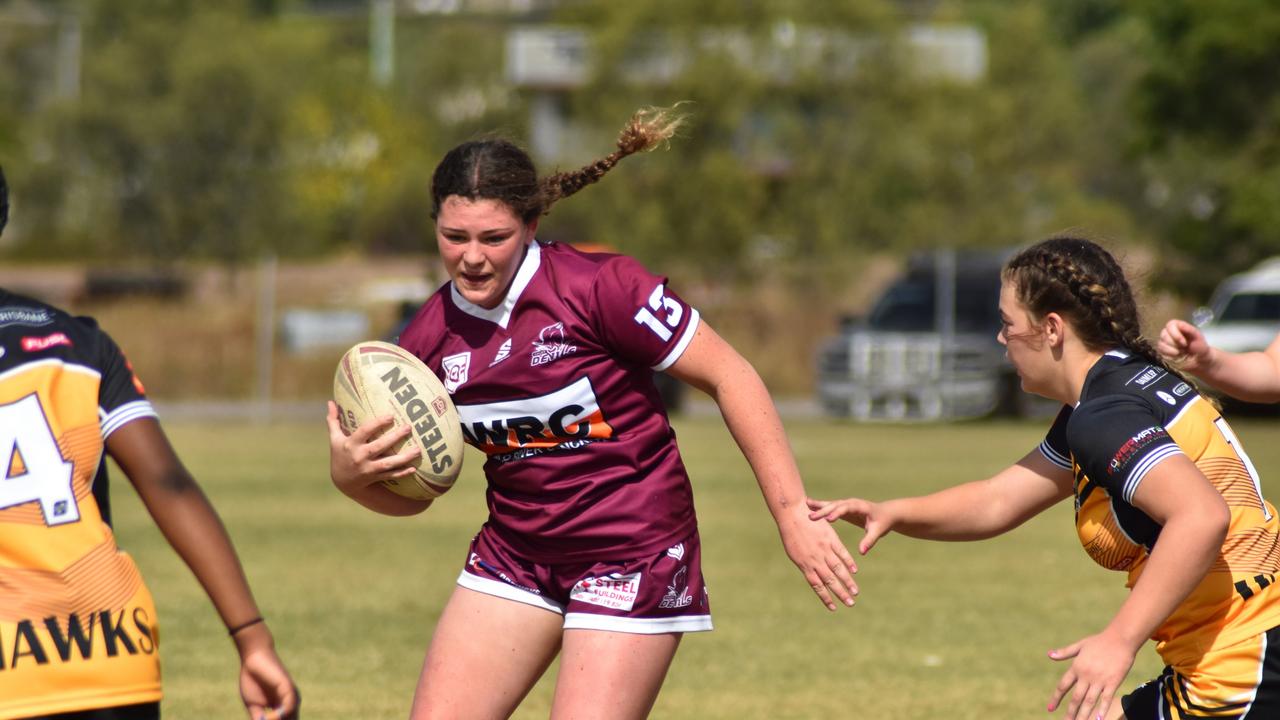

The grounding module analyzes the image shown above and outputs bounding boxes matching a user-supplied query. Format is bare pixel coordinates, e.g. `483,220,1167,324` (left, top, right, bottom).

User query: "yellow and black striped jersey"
0,290,162,719
1039,350,1280,667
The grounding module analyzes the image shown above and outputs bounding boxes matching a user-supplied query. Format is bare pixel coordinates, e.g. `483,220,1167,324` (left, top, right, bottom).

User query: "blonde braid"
538,105,686,212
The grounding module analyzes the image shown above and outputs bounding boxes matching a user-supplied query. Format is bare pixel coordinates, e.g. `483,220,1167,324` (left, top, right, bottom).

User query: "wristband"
227,617,265,636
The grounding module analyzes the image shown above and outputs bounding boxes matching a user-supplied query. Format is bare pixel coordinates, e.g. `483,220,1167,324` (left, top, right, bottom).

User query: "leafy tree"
540,0,1136,292
1130,0,1280,297
5,0,513,263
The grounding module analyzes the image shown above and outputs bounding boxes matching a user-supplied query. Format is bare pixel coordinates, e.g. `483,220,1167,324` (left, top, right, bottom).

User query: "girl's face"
436,196,537,309
997,279,1053,398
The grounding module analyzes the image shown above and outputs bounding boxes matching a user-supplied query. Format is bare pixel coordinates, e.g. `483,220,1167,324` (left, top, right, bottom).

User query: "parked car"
1186,256,1280,414
816,247,1054,421
1192,256,1280,357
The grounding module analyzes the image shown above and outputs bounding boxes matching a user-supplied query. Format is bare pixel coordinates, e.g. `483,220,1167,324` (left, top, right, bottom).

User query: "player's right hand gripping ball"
334,341,464,499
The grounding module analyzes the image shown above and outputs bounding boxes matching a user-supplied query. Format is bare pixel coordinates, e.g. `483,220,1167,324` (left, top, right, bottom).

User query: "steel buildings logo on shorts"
571,572,641,611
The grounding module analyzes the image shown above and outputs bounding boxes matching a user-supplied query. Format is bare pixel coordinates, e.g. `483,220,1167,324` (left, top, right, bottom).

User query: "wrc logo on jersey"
456,376,613,458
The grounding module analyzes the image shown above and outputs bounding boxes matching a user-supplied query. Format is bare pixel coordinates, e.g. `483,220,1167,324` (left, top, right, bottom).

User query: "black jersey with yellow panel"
1038,350,1280,667
0,289,162,719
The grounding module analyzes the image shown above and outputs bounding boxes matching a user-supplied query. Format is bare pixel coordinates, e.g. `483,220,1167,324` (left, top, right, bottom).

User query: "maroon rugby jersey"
398,240,702,563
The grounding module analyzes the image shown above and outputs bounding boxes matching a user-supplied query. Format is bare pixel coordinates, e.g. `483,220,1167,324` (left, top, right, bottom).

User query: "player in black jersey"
0,166,298,720
812,236,1280,720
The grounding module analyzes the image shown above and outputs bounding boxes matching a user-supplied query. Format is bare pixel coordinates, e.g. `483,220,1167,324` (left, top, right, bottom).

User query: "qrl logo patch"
441,352,470,393
571,572,641,611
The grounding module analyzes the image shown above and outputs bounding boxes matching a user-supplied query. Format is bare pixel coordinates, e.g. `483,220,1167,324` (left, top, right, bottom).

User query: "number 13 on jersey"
634,283,684,341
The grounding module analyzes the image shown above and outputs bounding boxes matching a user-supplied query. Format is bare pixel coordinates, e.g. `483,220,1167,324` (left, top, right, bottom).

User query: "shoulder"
541,241,628,280
540,241,663,305
397,285,450,354
0,290,111,352
1081,354,1197,421
1066,359,1189,463
0,289,70,332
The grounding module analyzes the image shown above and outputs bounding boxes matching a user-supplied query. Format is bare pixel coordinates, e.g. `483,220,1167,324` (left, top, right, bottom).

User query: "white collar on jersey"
448,239,542,329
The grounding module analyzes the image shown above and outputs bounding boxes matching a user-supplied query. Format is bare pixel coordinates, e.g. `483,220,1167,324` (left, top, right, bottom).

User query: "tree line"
0,0,1276,301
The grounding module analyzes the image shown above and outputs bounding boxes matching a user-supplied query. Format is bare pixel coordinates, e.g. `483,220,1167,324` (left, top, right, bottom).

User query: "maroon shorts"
457,526,712,634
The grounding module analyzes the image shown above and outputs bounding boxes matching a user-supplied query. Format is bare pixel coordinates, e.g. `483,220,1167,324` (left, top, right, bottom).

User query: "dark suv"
816,247,1052,421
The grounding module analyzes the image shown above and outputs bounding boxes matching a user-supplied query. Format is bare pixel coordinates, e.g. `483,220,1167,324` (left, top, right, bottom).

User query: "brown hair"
1002,235,1181,377
429,106,685,223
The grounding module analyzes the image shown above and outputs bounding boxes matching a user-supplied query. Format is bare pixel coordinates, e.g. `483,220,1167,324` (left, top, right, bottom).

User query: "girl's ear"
1042,312,1067,348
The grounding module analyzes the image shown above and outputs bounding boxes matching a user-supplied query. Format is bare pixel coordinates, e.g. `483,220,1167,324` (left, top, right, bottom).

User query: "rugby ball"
333,341,464,499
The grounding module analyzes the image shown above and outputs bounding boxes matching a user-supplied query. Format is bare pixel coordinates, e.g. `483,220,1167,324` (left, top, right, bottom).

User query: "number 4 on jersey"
634,283,683,341
0,394,80,526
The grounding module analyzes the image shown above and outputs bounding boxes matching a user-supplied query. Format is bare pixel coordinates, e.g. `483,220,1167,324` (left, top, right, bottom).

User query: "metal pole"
254,254,277,423
55,9,81,101
935,247,956,417
370,0,395,87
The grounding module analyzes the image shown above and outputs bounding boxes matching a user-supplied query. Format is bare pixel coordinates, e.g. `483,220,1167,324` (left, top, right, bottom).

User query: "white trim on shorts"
563,612,713,634
1241,629,1268,718
456,569,565,614
457,570,713,634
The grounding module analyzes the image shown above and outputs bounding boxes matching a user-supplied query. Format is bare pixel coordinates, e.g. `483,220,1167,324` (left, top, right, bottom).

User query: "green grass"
107,414,1280,719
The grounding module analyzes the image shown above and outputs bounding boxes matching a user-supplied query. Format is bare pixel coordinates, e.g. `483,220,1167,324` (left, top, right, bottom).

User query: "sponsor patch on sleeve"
21,332,72,352
1108,426,1170,477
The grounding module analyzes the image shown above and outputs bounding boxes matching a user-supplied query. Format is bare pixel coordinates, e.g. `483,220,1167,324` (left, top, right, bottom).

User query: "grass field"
108,413,1280,719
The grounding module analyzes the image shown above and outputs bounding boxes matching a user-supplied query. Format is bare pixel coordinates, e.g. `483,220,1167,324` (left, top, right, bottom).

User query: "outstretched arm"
1045,453,1229,720
666,322,859,612
107,418,300,720
807,448,1074,553
1158,319,1280,403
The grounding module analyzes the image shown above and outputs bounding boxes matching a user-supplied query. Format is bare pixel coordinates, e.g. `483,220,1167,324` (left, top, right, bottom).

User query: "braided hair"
430,106,685,224
1002,236,1183,379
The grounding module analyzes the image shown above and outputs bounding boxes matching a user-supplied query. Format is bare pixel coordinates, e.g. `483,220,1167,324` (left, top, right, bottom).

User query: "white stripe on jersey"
100,400,158,440
1122,443,1184,503
1039,440,1072,470
1164,393,1201,430
0,357,100,384
652,307,700,372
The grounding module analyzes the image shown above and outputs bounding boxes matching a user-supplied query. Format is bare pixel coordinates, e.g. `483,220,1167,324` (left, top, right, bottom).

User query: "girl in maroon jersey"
326,108,859,719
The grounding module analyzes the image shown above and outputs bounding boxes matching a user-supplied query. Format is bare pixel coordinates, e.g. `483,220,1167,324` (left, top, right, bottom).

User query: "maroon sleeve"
589,256,700,370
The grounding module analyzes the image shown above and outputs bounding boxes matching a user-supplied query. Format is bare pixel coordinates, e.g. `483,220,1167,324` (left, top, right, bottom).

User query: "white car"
1194,257,1280,354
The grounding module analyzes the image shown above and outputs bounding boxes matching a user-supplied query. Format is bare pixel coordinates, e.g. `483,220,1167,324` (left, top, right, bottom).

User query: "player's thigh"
550,629,681,720
411,586,564,720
